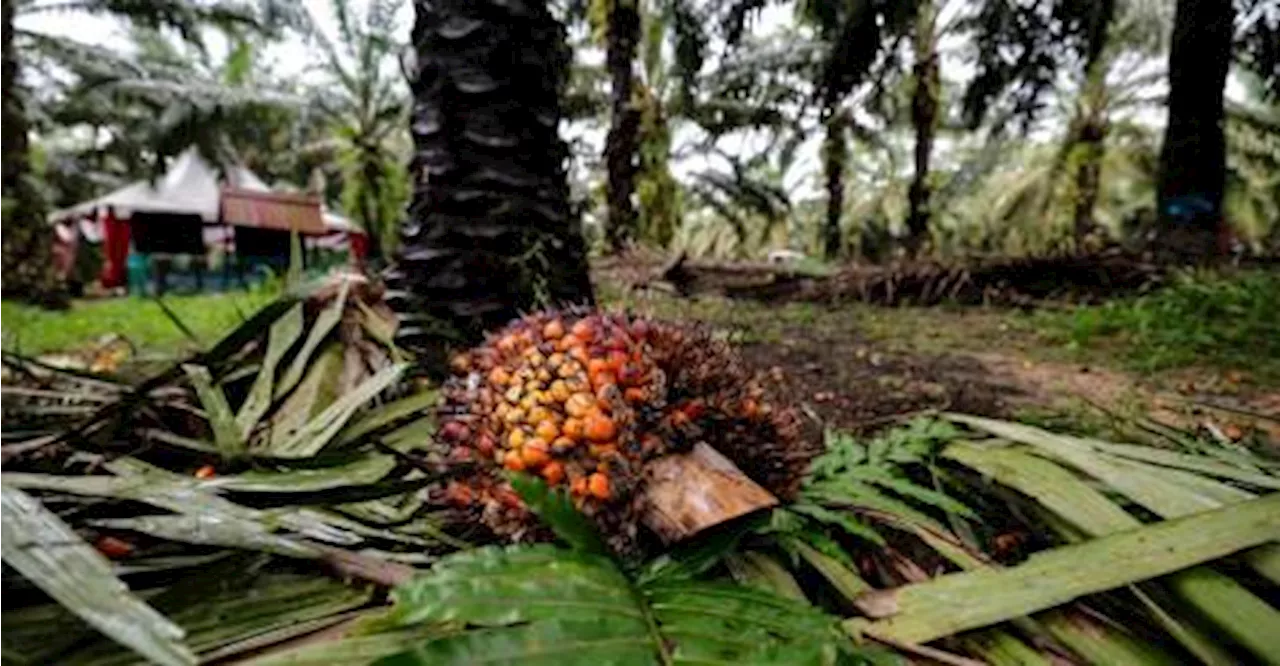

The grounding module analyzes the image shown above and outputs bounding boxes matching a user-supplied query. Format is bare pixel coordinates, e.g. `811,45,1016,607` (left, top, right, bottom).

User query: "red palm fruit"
476,432,496,456
95,535,134,559
440,420,470,442
444,482,474,507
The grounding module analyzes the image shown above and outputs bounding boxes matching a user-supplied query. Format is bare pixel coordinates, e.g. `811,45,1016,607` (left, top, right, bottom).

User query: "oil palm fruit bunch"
431,308,818,551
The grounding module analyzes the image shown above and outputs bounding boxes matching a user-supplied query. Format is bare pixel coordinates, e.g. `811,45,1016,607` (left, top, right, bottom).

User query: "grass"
2,289,278,359
1033,269,1280,381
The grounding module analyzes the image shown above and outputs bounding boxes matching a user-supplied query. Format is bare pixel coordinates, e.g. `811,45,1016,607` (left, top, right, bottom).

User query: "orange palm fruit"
607,350,628,371
588,472,611,499
534,420,560,442
496,335,519,353
522,439,551,468
508,428,527,449
503,451,526,471
194,465,216,479
590,371,617,390
624,387,647,403
551,436,576,452
561,417,585,440
555,333,581,352
542,461,566,484
587,358,610,377
583,411,618,442
588,442,618,457
489,366,512,386
548,379,572,402
565,392,596,418
543,319,565,339
570,318,594,340
570,475,589,496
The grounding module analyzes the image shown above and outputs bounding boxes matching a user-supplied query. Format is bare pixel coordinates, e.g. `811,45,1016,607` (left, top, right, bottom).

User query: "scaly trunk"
1070,121,1106,245
905,0,939,255
1156,0,1233,261
2,0,63,306
388,0,594,372
1070,62,1108,247
821,111,847,260
361,152,385,262
603,0,641,253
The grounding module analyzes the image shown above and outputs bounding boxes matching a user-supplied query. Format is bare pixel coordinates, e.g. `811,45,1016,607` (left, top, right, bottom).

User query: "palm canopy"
298,0,410,262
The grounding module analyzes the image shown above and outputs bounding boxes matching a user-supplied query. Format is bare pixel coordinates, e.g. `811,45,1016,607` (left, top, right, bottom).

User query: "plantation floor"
2,268,1274,443
600,280,1280,445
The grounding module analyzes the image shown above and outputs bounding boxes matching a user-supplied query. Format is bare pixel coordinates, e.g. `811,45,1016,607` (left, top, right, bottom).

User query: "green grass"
1034,269,1280,380
2,289,278,359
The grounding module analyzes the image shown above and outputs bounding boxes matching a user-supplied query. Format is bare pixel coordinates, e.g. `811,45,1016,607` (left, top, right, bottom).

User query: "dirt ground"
597,266,1279,444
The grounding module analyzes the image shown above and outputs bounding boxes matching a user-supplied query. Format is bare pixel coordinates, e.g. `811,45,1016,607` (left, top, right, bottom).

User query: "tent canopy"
49,149,314,228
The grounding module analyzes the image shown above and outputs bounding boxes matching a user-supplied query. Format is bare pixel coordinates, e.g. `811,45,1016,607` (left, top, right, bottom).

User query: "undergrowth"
1035,269,1280,379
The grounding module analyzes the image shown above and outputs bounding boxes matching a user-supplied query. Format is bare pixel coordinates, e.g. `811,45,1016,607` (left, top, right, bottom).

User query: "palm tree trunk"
1156,0,1233,260
821,111,847,260
1069,62,1108,247
905,0,939,255
361,154,384,262
2,0,63,305
603,0,641,253
388,0,594,371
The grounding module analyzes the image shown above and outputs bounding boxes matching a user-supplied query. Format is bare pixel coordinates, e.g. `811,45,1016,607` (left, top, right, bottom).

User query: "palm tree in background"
1,0,296,304
386,0,594,371
305,0,410,264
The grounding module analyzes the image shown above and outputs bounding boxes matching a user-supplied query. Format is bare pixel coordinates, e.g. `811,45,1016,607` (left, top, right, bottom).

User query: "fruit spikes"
432,308,818,551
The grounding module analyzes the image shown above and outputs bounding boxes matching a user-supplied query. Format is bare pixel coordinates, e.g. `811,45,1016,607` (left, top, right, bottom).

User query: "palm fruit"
432,308,818,551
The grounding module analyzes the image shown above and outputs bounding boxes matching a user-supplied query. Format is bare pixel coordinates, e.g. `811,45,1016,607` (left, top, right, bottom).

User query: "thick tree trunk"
905,1,939,255
821,111,847,260
1156,0,1234,261
2,0,63,305
1071,119,1106,245
603,0,641,253
388,0,594,372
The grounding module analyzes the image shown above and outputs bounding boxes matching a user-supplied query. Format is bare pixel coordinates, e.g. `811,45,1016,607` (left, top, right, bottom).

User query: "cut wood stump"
640,442,779,543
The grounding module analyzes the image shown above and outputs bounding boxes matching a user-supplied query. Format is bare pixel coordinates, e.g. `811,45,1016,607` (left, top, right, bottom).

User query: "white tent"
49,148,272,224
